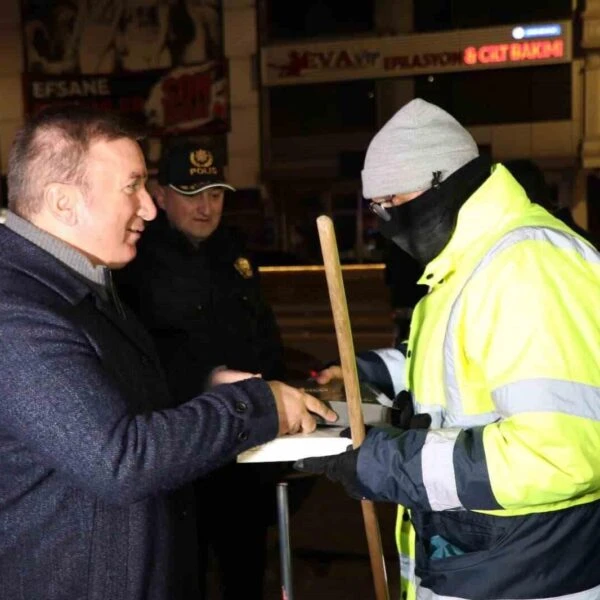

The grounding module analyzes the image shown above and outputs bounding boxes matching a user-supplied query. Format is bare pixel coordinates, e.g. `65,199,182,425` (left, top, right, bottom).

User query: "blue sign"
512,24,562,40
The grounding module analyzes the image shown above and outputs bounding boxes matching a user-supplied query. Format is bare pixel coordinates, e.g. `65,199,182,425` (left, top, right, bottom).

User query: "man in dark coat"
116,141,288,599
0,105,336,600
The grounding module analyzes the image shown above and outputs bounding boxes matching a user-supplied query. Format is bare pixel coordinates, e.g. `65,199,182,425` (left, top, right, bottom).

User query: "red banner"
23,60,230,136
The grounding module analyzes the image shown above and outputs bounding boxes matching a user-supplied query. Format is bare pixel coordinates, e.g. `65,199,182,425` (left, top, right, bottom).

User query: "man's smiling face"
74,137,157,268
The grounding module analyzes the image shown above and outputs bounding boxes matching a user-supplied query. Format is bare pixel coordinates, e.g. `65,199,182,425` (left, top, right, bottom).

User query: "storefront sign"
512,24,562,40
262,21,572,86
463,40,565,65
383,51,463,71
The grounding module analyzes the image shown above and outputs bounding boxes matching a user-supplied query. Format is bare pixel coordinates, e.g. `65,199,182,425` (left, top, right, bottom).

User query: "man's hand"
312,365,343,384
210,368,261,387
294,449,365,500
268,380,338,435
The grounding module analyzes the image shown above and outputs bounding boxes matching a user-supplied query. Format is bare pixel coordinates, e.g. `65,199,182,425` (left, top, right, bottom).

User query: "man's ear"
43,182,81,226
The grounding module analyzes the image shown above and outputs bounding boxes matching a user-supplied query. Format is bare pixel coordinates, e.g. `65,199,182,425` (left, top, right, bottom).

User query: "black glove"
293,448,365,500
392,390,432,429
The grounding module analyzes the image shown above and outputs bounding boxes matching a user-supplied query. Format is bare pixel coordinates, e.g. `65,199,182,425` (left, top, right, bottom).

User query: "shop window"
265,0,374,42
269,80,376,137
414,64,571,125
415,0,572,32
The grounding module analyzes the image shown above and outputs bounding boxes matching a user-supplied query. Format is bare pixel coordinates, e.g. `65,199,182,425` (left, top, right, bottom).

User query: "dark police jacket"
0,224,278,600
116,214,285,404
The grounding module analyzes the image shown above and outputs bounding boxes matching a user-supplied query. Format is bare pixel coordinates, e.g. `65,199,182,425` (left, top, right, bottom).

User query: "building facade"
0,0,260,202
0,1,598,257
258,0,599,261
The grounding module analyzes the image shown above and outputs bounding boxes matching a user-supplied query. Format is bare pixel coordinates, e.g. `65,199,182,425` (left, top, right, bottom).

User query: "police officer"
116,141,286,599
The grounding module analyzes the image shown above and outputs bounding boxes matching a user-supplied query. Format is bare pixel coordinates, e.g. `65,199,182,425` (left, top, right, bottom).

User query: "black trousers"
195,462,284,600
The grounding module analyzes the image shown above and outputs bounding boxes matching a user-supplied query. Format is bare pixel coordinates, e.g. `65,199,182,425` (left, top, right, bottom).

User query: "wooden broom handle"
316,215,390,600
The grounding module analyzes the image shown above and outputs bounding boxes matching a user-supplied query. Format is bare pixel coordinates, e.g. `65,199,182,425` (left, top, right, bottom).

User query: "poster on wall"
23,61,229,135
21,0,224,75
20,0,229,145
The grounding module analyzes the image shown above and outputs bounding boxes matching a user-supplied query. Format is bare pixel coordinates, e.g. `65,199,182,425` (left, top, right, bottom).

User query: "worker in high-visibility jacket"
295,98,600,600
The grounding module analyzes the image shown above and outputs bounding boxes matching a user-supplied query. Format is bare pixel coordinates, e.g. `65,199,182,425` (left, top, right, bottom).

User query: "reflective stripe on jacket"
357,164,600,600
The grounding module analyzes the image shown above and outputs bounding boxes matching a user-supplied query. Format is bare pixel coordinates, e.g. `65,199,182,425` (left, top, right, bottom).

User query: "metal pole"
276,482,293,600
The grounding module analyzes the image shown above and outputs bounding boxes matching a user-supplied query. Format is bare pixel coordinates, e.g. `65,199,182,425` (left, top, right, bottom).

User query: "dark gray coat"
0,225,278,600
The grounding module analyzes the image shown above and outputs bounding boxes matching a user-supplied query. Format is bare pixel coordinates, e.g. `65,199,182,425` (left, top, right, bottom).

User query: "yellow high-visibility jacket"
356,164,600,600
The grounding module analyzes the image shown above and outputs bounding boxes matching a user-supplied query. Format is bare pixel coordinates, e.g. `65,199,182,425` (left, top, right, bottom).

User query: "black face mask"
377,156,491,266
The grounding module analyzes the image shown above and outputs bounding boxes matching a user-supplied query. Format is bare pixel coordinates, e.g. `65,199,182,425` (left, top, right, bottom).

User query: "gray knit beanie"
361,98,479,199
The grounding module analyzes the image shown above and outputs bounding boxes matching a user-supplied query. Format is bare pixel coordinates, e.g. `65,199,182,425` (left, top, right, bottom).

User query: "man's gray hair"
8,105,144,218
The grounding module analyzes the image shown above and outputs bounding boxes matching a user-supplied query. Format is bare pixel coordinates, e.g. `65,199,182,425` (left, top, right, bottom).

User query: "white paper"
237,426,352,463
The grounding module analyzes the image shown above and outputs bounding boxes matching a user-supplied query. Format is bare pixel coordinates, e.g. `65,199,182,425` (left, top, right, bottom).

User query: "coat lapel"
92,295,163,372
2,227,163,373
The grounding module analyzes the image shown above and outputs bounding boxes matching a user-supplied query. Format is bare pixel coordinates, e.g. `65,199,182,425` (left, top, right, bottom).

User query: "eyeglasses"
367,196,394,222
366,172,443,221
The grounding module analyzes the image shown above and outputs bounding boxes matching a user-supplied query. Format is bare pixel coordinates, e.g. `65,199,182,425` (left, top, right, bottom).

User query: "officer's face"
159,187,225,244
